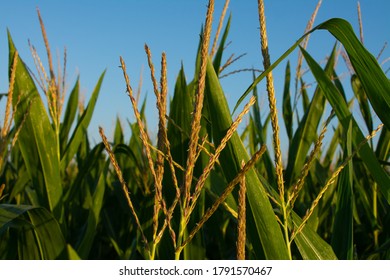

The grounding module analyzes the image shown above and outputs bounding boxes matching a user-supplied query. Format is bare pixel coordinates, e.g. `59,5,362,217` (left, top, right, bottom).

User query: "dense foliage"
0,2,389,259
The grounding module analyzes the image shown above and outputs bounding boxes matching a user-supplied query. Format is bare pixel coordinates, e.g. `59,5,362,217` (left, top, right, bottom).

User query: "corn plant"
0,1,389,260
0,10,106,259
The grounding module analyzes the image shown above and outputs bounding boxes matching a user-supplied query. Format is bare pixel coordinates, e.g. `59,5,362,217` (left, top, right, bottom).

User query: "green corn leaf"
8,31,63,220
331,118,354,260
316,18,390,130
250,71,276,186
300,46,390,204
9,167,30,202
66,244,81,260
257,175,337,260
213,14,231,76
114,117,125,145
250,71,265,144
0,204,65,259
166,64,192,181
204,58,289,259
234,18,390,124
291,212,338,260
169,62,209,260
60,79,79,154
114,143,144,180
300,78,310,113
333,70,347,103
375,126,389,162
63,142,104,203
285,45,336,185
282,61,293,142
60,71,105,171
76,160,108,259
351,74,373,133
322,124,342,169
233,33,307,114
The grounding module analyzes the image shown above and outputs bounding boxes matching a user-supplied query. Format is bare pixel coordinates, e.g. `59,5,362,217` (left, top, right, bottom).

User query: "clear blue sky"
1,1,389,147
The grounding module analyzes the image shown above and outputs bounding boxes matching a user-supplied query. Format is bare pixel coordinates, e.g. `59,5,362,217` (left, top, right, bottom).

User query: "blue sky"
1,1,389,147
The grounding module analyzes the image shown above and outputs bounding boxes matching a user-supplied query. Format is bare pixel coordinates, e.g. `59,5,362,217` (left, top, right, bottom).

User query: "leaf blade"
205,58,289,259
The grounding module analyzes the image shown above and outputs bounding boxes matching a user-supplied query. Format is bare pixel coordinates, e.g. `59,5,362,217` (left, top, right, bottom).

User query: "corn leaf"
301,47,390,204
213,14,231,76
316,18,390,130
167,64,192,171
60,71,105,171
291,212,338,260
60,79,79,154
234,18,390,124
258,176,337,259
375,126,389,162
205,58,289,259
8,32,63,220
285,45,336,185
233,34,307,114
76,160,108,259
66,244,81,260
114,117,125,145
331,118,354,260
282,61,293,142
250,71,275,186
0,204,65,259
300,78,310,113
351,74,373,133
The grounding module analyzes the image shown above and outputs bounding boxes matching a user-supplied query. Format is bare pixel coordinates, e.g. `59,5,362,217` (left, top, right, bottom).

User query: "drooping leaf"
316,18,390,130
301,46,390,203
0,204,65,259
234,18,390,125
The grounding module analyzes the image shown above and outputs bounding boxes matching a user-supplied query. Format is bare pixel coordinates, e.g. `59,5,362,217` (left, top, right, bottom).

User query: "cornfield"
0,0,389,260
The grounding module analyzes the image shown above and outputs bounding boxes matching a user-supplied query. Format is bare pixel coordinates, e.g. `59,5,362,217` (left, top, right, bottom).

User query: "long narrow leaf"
0,204,65,259
316,18,390,129
60,71,105,170
60,79,79,154
204,58,289,259
76,161,108,259
291,212,338,260
331,118,354,259
282,61,293,142
213,14,231,76
301,47,390,203
8,31,63,220
285,45,337,185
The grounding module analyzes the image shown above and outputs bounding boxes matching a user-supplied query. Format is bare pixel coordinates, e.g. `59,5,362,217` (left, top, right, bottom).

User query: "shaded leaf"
0,204,65,259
